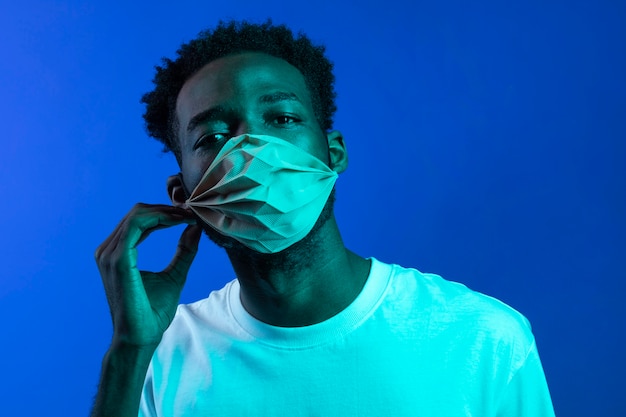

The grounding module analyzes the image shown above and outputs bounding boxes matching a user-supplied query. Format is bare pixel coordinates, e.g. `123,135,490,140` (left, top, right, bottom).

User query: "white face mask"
184,134,338,253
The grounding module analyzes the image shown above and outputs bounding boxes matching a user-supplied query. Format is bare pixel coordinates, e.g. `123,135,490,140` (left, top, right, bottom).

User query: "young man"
92,20,555,416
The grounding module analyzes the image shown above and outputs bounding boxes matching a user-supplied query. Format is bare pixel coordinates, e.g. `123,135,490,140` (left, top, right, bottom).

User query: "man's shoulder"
380,259,533,345
178,279,236,316
161,279,239,343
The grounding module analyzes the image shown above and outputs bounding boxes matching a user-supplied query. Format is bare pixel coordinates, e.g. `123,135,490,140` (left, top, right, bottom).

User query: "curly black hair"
141,19,337,165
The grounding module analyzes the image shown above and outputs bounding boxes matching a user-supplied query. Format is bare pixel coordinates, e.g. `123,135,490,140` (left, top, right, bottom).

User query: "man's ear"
327,130,348,174
166,173,189,208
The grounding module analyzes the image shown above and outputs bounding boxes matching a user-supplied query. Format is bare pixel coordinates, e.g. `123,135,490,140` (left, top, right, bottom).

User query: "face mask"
184,134,338,254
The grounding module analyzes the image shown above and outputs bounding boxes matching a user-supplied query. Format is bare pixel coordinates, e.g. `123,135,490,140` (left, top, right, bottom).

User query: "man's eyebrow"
186,92,301,133
258,91,302,105
186,106,226,133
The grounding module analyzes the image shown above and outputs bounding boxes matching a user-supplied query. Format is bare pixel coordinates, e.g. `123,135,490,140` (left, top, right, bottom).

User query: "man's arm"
90,204,201,417
91,342,157,417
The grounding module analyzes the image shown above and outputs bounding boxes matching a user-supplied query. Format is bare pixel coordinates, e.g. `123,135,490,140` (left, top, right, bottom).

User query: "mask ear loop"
326,140,334,170
175,172,192,209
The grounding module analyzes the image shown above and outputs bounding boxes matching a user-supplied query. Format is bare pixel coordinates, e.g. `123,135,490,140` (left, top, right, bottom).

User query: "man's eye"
194,133,228,149
273,115,298,125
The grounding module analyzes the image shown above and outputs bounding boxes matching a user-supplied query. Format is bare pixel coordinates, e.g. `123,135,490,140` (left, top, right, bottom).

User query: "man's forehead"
176,52,311,115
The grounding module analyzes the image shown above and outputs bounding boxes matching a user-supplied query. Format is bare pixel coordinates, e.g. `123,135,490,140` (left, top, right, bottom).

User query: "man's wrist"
90,340,159,417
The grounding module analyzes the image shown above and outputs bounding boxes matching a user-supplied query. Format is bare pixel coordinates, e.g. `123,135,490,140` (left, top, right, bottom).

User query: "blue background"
1,0,624,415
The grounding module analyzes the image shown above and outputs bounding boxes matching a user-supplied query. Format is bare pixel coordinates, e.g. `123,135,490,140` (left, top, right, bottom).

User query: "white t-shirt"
140,258,555,416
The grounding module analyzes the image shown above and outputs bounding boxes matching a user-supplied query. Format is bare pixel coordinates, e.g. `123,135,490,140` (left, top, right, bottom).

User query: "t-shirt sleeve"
496,340,555,417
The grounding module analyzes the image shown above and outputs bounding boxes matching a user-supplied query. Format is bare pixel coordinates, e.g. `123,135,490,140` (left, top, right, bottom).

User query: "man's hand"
91,204,201,417
95,203,202,348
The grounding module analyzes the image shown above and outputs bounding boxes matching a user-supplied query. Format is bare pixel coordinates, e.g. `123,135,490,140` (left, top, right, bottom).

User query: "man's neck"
225,217,371,327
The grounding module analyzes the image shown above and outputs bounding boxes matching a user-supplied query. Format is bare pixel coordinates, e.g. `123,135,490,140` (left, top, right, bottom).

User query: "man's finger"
123,211,197,253
162,224,203,283
95,204,193,260
135,218,197,247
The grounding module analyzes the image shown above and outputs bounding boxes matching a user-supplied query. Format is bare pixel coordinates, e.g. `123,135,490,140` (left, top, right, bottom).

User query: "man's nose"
233,119,266,137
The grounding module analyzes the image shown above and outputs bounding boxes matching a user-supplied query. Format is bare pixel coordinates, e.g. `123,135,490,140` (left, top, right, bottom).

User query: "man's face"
175,52,329,191
173,51,339,253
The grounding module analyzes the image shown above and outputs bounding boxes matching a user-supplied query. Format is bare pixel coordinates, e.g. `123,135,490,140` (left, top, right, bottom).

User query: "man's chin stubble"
199,188,337,269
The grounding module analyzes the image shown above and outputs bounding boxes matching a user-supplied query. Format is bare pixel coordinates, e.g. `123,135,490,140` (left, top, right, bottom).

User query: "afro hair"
141,19,337,164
